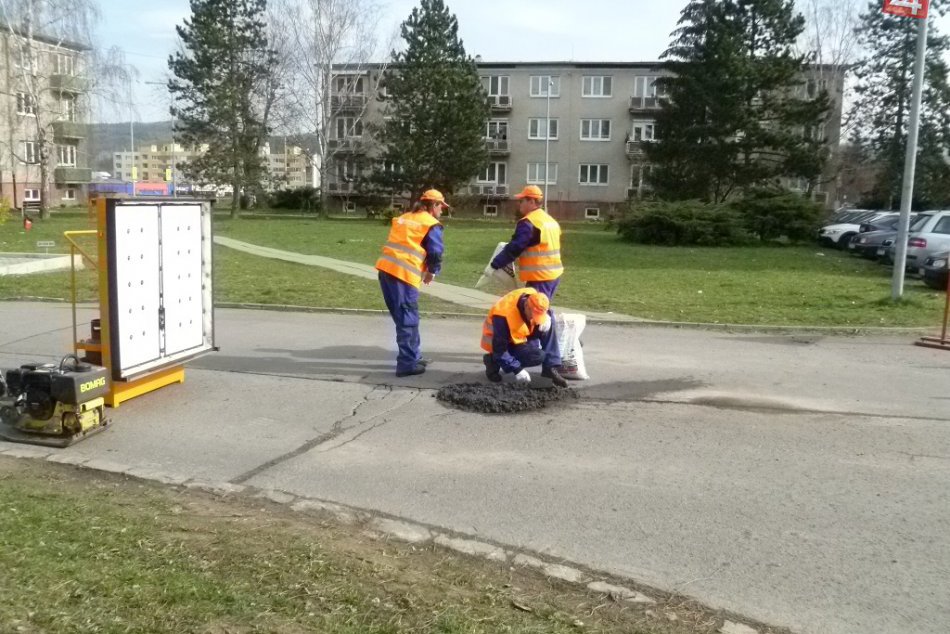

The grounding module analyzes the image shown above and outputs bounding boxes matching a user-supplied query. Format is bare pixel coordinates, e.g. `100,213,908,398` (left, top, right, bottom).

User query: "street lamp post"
144,81,175,196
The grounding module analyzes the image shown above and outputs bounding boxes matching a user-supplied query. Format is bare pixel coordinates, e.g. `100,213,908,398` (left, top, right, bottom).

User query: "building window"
631,121,656,142
334,75,364,94
336,159,360,181
343,201,357,213
61,95,77,121
16,92,36,115
55,53,75,75
582,76,612,97
478,162,508,184
633,76,669,98
22,141,39,164
579,164,609,185
585,207,601,220
483,204,498,217
528,118,558,140
481,75,509,96
526,162,557,185
63,188,77,201
530,75,560,97
580,119,611,141
24,189,40,201
486,119,509,140
336,117,363,138
58,145,77,166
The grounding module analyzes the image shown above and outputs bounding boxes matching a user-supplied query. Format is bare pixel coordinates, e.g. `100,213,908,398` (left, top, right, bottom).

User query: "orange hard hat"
514,185,544,200
525,292,550,322
420,189,450,207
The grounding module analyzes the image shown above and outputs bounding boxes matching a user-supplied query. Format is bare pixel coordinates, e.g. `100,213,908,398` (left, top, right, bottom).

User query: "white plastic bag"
555,313,590,381
475,242,523,293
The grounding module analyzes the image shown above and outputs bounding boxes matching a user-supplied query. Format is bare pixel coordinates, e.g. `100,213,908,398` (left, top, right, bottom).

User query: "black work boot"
483,354,502,383
396,365,426,377
541,366,569,388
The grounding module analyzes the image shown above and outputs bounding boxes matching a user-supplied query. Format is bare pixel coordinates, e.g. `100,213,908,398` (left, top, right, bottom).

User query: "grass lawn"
0,457,769,634
0,215,469,314
4,212,947,327
216,215,947,328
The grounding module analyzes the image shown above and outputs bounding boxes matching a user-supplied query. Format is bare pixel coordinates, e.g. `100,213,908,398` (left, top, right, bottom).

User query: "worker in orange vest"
487,184,563,301
376,189,447,377
481,288,568,387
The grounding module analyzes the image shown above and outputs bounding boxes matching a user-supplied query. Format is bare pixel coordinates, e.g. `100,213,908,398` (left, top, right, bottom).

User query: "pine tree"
371,0,488,199
851,2,950,209
168,0,279,217
647,0,829,203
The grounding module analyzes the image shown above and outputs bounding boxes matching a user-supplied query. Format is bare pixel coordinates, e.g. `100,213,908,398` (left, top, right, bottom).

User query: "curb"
0,446,772,634
0,298,936,336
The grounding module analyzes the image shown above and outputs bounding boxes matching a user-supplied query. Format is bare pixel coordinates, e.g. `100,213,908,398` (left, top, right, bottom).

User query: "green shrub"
269,186,321,212
618,200,750,246
733,188,823,242
0,197,10,224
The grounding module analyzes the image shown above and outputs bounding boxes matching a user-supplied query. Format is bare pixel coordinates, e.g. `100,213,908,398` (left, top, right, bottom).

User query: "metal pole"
129,74,135,190
892,14,929,300
544,77,551,204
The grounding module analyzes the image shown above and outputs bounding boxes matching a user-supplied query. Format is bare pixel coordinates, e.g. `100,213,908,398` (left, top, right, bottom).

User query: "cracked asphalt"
2,302,950,634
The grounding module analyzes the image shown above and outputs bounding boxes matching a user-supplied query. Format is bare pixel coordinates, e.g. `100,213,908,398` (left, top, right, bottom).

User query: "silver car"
904,211,950,272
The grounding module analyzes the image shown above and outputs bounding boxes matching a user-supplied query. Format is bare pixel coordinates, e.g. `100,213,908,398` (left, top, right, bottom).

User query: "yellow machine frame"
64,198,185,408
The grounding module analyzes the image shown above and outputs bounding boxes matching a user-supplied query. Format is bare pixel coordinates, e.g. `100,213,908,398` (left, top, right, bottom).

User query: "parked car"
818,210,889,249
883,212,938,267
848,214,913,259
904,211,950,272
921,251,949,290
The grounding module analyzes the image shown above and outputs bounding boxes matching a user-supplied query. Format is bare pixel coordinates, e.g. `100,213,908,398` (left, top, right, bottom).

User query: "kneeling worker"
481,288,568,387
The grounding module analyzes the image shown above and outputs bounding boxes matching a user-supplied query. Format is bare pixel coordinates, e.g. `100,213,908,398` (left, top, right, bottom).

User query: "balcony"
629,95,668,115
625,140,651,159
469,184,509,198
49,74,87,93
326,181,354,195
52,120,86,139
327,137,365,154
330,95,368,113
485,139,510,156
54,167,92,184
488,94,512,112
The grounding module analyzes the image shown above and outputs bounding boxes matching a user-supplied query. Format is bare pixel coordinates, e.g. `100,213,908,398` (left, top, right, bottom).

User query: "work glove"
513,369,531,384
536,316,551,333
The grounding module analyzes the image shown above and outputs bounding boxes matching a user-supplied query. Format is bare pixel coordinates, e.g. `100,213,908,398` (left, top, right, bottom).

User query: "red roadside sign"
883,0,930,18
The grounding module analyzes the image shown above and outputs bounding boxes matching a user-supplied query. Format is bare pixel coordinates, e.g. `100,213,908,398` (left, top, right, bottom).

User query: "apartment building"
327,61,845,220
113,141,318,192
0,29,91,209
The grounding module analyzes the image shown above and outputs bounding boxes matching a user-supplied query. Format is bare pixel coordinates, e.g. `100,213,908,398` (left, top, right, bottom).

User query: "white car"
818,210,889,249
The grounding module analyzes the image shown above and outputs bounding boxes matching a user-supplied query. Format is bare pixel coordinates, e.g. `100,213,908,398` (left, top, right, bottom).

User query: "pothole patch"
436,383,578,414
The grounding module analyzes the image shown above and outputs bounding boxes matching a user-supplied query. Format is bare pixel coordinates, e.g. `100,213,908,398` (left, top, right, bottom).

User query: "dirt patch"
436,382,579,414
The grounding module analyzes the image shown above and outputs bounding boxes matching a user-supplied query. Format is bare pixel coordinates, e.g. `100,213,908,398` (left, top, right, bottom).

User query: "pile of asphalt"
436,382,578,414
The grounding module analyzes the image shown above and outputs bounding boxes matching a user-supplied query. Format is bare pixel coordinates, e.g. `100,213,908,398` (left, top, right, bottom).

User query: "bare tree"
270,0,391,208
0,0,129,217
798,0,861,203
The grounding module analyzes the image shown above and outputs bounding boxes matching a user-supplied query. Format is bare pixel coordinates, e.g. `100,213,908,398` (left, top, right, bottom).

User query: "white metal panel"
160,204,205,355
113,204,161,372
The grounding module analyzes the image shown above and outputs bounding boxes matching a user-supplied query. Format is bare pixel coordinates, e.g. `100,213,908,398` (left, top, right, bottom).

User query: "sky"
95,0,949,124
95,0,685,123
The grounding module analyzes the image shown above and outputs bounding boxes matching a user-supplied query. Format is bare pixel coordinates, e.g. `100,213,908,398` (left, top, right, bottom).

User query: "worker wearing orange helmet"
481,288,568,387
376,189,447,377
487,184,563,301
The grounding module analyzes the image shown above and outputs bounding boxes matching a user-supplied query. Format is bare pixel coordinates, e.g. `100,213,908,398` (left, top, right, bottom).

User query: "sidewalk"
214,236,642,322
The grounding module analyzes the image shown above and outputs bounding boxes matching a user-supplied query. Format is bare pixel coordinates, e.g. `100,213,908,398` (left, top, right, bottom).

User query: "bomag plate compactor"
0,355,110,448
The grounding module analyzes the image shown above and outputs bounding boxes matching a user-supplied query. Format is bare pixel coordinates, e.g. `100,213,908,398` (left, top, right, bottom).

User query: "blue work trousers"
527,278,561,302
379,271,422,373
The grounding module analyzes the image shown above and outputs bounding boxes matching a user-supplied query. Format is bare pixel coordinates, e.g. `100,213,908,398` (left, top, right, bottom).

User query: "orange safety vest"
375,211,441,289
517,208,563,282
480,288,540,352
